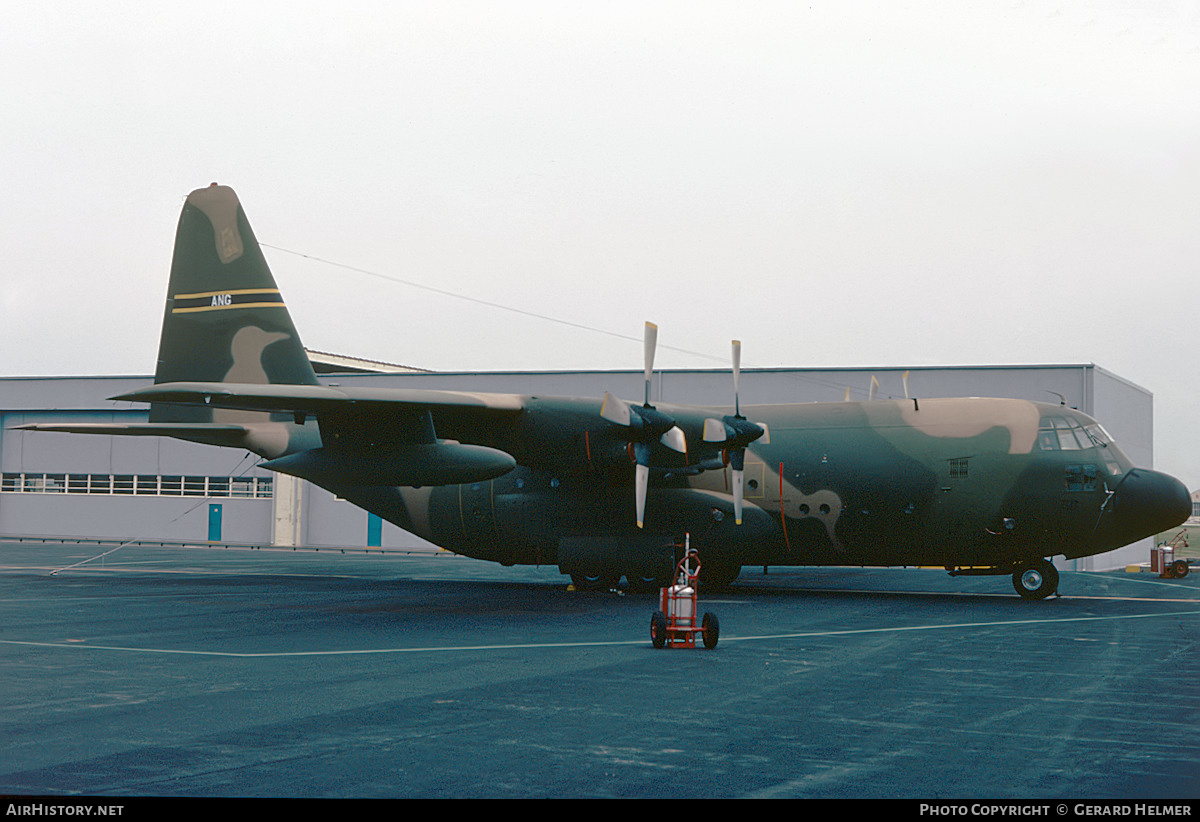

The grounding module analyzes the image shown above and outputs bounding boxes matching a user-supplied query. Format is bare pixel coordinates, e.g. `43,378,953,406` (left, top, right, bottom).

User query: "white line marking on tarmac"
3,608,1198,658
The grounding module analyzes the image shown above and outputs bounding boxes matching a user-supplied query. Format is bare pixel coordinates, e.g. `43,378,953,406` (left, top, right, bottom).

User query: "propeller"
703,340,767,525
601,322,687,528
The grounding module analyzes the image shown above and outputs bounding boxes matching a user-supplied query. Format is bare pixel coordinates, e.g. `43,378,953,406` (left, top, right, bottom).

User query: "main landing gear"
1012,558,1059,600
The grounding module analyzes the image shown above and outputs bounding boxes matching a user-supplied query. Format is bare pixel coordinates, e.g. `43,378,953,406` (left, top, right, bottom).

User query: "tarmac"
1,540,1198,800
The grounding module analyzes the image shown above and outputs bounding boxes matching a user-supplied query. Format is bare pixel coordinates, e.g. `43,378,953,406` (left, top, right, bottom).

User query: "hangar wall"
0,364,1158,571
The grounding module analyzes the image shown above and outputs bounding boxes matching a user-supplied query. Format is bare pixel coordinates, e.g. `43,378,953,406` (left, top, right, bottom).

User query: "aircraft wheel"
1013,559,1058,600
1171,560,1190,579
571,572,619,590
626,573,668,593
651,611,668,649
701,611,720,649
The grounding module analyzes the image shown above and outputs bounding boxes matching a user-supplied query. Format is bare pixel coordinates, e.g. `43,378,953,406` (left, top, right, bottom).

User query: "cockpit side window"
1083,423,1113,447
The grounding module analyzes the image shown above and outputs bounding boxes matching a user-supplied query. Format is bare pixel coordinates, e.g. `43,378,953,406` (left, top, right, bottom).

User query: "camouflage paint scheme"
21,185,1192,598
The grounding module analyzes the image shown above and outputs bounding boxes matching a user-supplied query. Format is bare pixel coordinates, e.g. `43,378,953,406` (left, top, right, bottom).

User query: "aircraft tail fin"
149,184,319,423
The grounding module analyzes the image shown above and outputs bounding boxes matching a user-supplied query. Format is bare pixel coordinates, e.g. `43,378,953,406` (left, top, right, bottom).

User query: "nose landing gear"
1013,558,1059,600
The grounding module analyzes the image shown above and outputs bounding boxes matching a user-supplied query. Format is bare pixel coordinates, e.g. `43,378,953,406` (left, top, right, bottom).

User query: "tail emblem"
171,288,285,313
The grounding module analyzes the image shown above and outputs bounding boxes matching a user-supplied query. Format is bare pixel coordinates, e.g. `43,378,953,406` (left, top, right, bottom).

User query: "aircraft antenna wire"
47,451,260,576
260,244,727,365
261,243,914,400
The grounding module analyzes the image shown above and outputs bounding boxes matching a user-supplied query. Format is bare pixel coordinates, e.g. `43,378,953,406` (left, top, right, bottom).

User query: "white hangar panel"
0,493,273,545
1090,368,1155,469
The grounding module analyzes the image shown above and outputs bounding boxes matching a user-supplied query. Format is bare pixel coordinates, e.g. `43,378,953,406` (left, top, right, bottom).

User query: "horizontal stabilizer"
13,422,252,448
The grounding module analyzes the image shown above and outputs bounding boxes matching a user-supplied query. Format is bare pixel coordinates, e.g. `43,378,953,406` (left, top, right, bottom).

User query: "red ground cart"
1153,530,1191,579
650,545,719,650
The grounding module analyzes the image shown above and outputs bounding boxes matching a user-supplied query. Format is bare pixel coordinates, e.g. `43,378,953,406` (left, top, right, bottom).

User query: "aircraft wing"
109,382,526,418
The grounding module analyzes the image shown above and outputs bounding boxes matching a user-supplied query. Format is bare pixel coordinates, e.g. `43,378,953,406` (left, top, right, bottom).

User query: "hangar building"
0,359,1158,572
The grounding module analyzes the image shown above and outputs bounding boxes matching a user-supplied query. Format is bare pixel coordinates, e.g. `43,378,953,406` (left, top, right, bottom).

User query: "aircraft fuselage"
306,395,1187,585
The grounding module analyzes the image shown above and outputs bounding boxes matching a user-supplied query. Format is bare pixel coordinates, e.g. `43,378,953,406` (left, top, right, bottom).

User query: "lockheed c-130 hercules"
20,184,1192,599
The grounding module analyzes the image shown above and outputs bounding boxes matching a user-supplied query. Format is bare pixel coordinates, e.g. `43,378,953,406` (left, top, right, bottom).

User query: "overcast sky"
2,1,1197,490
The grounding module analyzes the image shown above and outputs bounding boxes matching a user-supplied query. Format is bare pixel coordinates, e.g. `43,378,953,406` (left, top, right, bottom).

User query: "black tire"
651,611,668,649
1171,559,1190,579
1012,559,1059,600
626,574,668,593
701,611,719,649
571,572,619,590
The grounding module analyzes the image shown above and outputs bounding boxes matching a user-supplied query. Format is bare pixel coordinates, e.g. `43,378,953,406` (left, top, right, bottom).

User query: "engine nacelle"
261,443,516,486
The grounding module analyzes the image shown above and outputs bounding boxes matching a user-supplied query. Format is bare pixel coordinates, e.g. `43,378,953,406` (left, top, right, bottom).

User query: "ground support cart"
1153,531,1191,579
650,548,719,650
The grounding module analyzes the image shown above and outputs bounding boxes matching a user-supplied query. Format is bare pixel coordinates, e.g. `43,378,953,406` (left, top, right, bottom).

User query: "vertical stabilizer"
150,184,319,423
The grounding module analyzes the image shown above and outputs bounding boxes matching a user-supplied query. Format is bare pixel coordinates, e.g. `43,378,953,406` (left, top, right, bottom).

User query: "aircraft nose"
1108,468,1192,543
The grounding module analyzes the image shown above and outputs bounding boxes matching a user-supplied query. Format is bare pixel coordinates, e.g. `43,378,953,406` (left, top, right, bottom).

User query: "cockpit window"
1038,416,1092,451
1038,416,1116,451
1039,416,1124,477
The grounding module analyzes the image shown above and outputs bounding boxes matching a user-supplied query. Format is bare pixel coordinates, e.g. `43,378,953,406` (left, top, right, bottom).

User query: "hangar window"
230,478,259,497
0,472,273,499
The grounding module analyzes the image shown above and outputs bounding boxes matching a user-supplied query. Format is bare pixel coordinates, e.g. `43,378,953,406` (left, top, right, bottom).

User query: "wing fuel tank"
260,443,516,486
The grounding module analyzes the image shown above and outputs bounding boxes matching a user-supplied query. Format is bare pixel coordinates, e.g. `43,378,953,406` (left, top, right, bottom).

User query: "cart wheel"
701,611,719,649
1171,559,1190,579
651,611,668,649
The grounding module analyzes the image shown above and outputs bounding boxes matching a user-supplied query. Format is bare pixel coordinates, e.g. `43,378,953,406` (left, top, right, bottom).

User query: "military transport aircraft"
20,184,1192,599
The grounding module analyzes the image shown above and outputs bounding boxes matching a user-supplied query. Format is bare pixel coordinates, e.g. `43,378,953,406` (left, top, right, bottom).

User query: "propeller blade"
660,425,687,455
703,417,727,442
732,467,744,525
600,391,631,426
902,370,910,400
732,339,742,418
643,321,658,406
635,461,649,529
843,386,852,402
729,445,746,525
868,375,879,401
